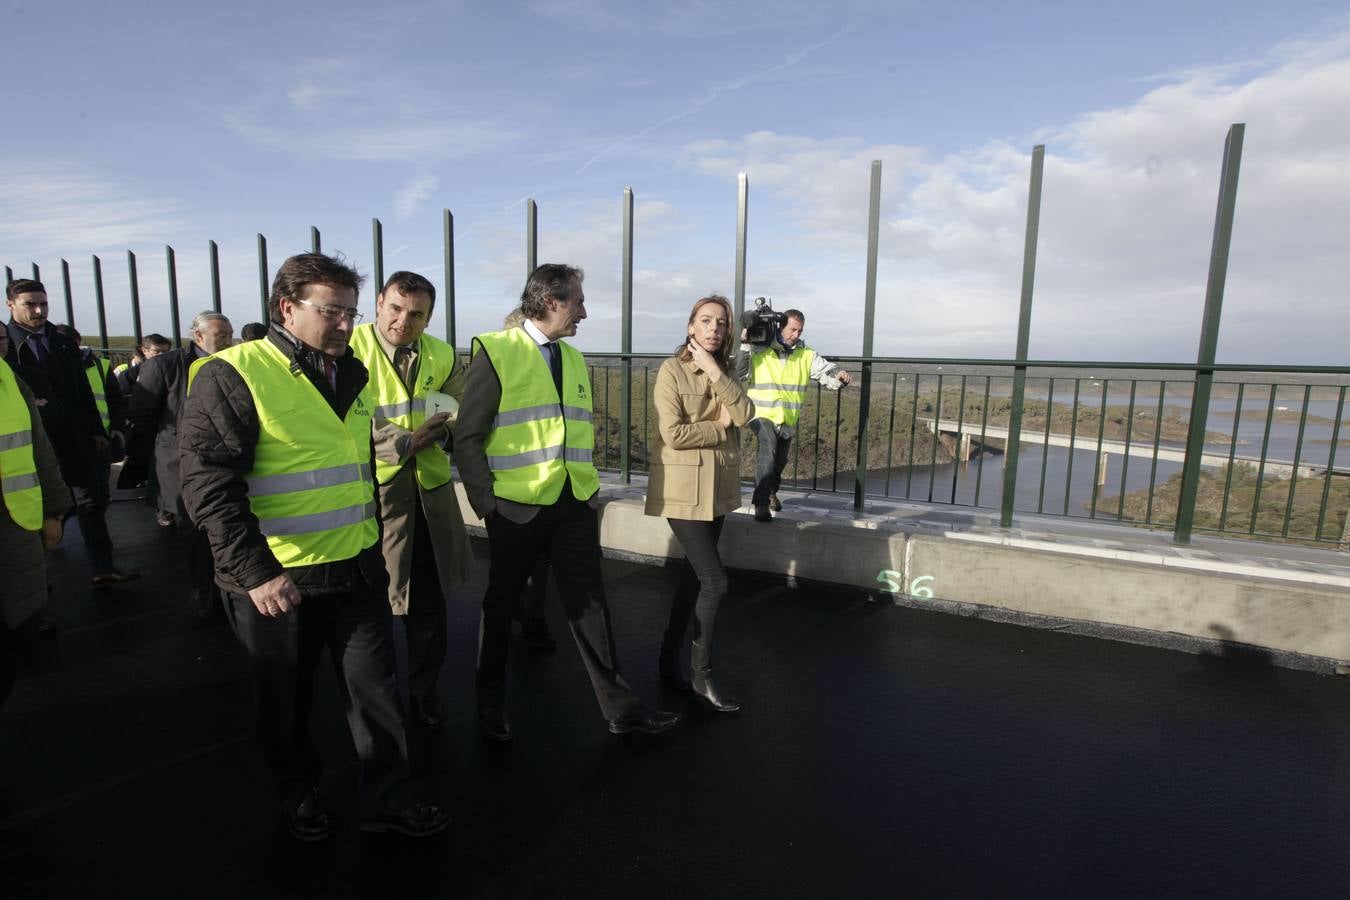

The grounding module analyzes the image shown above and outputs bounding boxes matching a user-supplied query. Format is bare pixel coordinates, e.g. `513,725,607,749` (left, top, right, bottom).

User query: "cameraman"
736,308,851,522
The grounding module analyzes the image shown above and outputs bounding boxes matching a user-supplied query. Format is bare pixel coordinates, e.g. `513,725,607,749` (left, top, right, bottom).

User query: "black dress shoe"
608,707,680,736
478,705,512,742
91,569,141,588
361,803,450,838
411,694,447,727
753,504,772,523
287,789,334,842
519,618,557,651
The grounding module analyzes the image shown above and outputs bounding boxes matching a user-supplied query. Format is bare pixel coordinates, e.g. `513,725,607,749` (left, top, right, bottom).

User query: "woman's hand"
687,339,723,383
714,403,732,428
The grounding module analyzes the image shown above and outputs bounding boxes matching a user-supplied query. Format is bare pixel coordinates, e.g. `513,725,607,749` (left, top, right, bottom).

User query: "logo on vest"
576,383,586,400
353,396,371,417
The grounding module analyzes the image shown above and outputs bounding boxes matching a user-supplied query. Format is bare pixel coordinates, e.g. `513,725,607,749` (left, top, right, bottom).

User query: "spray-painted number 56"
875,570,935,598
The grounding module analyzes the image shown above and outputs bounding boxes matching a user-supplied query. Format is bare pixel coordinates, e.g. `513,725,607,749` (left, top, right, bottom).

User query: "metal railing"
9,123,1345,547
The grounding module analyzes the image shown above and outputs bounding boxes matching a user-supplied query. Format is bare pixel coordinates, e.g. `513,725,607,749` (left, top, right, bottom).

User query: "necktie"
394,345,415,389
545,342,564,399
324,358,337,392
26,333,48,367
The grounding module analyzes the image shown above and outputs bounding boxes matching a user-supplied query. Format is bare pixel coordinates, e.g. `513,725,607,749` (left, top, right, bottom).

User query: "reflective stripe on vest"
86,355,111,432
0,358,43,531
748,346,816,427
472,328,599,505
348,324,459,489
189,340,378,568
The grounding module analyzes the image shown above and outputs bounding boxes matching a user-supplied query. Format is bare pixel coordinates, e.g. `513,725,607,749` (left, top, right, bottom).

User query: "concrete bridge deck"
2,488,1348,897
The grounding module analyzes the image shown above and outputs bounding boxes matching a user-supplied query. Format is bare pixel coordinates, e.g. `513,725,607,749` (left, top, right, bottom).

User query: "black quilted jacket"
178,325,386,596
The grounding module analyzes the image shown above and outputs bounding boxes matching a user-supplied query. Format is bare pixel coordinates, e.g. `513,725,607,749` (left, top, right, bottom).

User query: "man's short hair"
240,322,268,341
141,333,172,351
784,309,805,325
381,271,436,311
267,252,365,323
190,312,230,333
519,264,583,320
6,278,45,301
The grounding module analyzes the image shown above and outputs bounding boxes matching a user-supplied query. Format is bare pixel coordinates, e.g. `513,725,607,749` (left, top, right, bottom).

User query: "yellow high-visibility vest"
0,357,43,531
472,327,598,504
747,345,816,427
348,324,459,489
85,354,111,432
188,340,378,568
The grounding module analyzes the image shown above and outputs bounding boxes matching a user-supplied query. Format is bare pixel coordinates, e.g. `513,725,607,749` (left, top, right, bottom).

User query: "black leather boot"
690,640,741,713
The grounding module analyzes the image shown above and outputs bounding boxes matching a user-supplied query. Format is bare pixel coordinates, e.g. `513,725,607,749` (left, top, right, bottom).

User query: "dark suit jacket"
128,344,205,513
4,319,105,488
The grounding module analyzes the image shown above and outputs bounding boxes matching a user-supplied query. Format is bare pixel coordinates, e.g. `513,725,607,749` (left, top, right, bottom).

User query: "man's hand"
247,573,302,618
407,411,452,457
837,371,853,386
40,517,63,551
110,429,126,448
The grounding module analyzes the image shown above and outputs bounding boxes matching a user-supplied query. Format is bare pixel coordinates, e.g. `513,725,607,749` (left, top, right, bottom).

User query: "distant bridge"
917,418,1345,483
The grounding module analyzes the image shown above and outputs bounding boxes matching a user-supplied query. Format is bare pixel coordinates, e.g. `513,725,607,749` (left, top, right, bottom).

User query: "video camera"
740,297,787,345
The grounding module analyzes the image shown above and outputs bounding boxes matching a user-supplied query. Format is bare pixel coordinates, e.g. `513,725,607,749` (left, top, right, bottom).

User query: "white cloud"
394,175,439,218
675,32,1350,364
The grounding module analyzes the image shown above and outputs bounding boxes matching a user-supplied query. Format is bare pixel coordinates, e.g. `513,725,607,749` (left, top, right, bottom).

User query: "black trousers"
402,501,448,702
750,418,793,506
223,585,413,816
70,447,115,572
477,491,640,720
662,517,729,658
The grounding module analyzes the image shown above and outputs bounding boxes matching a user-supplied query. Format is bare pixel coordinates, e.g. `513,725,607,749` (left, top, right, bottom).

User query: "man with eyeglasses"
179,253,448,842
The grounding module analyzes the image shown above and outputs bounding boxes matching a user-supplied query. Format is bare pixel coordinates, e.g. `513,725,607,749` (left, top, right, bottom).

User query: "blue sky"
4,0,1348,363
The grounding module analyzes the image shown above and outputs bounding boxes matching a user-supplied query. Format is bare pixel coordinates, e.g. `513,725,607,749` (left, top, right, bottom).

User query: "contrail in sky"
573,21,859,177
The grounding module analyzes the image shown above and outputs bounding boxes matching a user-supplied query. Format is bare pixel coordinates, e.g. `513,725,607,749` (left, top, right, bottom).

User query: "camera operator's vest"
348,324,458,490
748,346,816,427
84,354,111,432
0,358,43,531
187,340,378,568
472,327,599,505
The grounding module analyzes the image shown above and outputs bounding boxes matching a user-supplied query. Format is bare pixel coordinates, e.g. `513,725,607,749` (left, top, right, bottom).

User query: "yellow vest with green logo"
472,327,598,505
0,357,43,531
748,345,816,427
348,323,459,489
188,340,378,568
85,354,111,432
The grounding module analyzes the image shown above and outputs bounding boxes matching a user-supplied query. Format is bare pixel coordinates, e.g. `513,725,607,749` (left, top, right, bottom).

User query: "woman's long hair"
674,294,736,373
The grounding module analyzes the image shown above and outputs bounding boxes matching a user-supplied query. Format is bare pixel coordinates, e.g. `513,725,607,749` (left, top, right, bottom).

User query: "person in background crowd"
180,253,447,841
113,333,172,400
0,351,69,711
113,334,172,503
129,311,233,615
645,294,753,711
349,272,471,727
5,280,138,587
56,325,127,464
738,308,851,522
240,322,268,342
455,264,679,742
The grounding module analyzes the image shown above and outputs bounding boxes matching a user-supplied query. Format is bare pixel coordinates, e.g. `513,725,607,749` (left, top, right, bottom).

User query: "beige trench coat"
372,347,472,616
644,355,755,521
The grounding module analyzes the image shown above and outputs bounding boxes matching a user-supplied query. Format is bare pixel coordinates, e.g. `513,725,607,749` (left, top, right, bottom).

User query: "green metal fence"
8,123,1347,548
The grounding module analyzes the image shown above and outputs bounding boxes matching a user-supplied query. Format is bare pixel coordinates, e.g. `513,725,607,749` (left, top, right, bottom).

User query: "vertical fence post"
127,251,143,348
31,263,40,281
621,188,634,483
61,259,75,328
1175,123,1245,544
854,161,882,512
92,256,109,352
311,226,321,254
4,267,11,286
166,245,182,348
209,240,222,314
734,173,749,325
1000,145,1046,528
443,209,456,349
256,234,270,323
526,200,538,276
372,218,384,292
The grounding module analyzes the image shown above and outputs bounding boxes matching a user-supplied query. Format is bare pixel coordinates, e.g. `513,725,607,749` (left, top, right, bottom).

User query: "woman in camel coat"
644,294,754,712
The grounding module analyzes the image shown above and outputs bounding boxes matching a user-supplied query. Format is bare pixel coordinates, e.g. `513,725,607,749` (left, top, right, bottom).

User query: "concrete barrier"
453,481,1350,673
